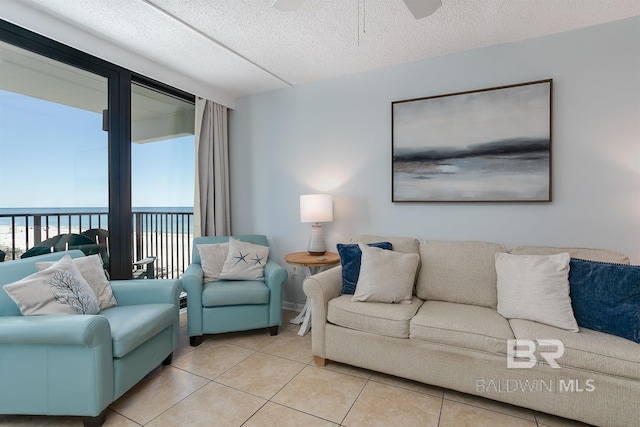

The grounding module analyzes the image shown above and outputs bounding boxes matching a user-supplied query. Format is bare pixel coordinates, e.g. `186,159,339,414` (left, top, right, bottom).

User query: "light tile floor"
0,310,595,427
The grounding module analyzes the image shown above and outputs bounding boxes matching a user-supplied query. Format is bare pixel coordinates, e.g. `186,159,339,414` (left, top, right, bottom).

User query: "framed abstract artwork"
392,79,552,202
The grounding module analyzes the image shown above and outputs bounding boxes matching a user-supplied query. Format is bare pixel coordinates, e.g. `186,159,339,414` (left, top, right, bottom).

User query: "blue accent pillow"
337,242,392,295
569,258,640,343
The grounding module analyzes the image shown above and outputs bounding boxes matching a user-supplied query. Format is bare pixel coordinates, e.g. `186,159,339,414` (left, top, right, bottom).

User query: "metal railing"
133,210,193,280
0,210,193,279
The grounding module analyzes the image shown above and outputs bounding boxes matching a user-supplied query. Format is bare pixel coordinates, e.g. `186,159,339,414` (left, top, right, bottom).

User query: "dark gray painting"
392,80,551,202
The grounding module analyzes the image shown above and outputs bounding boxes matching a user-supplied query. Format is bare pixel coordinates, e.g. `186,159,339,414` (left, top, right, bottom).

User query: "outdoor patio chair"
82,229,156,279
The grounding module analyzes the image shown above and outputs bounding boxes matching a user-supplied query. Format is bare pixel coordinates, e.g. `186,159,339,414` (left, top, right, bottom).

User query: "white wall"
230,17,640,308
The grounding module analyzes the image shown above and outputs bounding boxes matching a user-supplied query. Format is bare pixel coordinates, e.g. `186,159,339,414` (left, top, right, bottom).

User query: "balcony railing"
132,210,193,279
0,209,193,280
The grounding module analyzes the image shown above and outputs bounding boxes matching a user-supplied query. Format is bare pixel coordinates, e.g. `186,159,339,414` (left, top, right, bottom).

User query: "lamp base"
307,223,327,256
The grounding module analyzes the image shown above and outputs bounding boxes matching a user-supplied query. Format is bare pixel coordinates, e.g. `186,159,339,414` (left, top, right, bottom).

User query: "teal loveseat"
182,235,287,346
0,250,181,426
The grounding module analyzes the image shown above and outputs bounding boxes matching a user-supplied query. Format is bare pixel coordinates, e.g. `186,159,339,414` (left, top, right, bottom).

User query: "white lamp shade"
300,194,333,223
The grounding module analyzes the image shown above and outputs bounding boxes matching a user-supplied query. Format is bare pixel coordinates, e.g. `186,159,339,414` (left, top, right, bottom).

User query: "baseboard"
282,301,304,312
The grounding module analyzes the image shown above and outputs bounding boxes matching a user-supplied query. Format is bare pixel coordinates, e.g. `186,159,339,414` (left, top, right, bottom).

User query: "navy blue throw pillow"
569,258,640,343
337,242,392,295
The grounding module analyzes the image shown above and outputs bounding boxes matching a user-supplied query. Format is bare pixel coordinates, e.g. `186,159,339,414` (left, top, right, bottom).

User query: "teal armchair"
182,235,287,347
0,250,181,427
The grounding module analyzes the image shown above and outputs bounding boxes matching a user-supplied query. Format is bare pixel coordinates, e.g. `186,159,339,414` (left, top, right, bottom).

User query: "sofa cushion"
410,301,515,355
202,280,270,307
100,303,174,358
352,243,419,304
495,252,578,332
509,245,630,264
509,318,640,381
569,258,640,343
328,294,423,338
416,240,506,308
337,241,393,295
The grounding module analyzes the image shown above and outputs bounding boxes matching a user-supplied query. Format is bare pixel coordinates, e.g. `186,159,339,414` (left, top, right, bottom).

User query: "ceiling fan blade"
271,0,306,12
402,0,442,19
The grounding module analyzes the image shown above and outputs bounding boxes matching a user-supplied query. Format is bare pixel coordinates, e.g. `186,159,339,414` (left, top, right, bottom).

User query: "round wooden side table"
284,251,340,336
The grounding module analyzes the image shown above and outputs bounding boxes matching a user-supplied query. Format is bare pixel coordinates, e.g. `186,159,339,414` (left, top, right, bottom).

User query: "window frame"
0,19,194,278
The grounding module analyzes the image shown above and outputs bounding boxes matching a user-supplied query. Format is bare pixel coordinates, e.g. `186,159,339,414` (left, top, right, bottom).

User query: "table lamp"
300,194,333,255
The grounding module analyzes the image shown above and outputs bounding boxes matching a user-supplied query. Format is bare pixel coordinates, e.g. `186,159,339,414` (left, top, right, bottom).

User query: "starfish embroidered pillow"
219,237,270,281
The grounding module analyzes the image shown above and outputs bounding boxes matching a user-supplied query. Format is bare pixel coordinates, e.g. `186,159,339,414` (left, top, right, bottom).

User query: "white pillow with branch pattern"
36,254,116,310
3,255,100,315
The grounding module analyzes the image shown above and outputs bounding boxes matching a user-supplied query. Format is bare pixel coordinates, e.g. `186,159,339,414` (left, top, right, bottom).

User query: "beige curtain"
194,98,230,237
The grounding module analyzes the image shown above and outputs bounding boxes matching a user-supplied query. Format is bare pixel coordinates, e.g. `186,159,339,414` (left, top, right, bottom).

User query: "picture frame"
392,79,552,202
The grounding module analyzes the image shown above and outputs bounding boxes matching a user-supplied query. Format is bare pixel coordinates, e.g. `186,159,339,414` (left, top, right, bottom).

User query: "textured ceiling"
2,0,639,106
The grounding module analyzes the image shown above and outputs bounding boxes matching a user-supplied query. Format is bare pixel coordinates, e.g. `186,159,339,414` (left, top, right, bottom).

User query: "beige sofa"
303,235,640,427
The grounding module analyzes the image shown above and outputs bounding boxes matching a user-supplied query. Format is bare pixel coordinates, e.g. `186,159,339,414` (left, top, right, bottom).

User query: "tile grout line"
139,367,212,426
441,393,537,423
175,329,316,425
436,394,445,427
339,376,369,426
209,349,340,426
179,314,534,427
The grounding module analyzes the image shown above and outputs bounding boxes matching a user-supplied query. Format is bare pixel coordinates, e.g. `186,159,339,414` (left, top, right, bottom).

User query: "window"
0,39,109,258
0,20,195,279
131,82,195,278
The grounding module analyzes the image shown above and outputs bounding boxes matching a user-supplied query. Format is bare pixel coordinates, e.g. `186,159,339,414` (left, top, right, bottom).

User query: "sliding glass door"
0,40,109,266
130,82,195,279
0,20,195,278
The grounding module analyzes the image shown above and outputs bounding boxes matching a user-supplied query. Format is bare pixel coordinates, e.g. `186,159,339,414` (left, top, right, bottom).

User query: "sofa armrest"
181,264,203,295
181,263,204,337
303,266,342,304
264,260,287,289
0,314,114,416
264,260,287,326
303,266,343,359
110,279,181,306
0,314,111,346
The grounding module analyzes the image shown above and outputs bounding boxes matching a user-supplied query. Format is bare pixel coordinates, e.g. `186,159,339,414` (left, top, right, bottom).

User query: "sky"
0,90,194,208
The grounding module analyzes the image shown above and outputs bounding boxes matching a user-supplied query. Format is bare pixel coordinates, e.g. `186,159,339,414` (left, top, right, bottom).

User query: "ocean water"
0,206,193,231
0,207,193,215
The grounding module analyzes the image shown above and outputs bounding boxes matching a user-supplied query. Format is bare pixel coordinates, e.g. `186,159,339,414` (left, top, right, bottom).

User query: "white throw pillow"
351,243,419,304
495,252,578,332
219,237,270,281
36,254,116,310
197,243,229,282
4,255,100,315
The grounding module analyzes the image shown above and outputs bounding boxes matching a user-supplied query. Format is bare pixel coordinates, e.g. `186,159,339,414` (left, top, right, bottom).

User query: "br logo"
507,339,564,369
